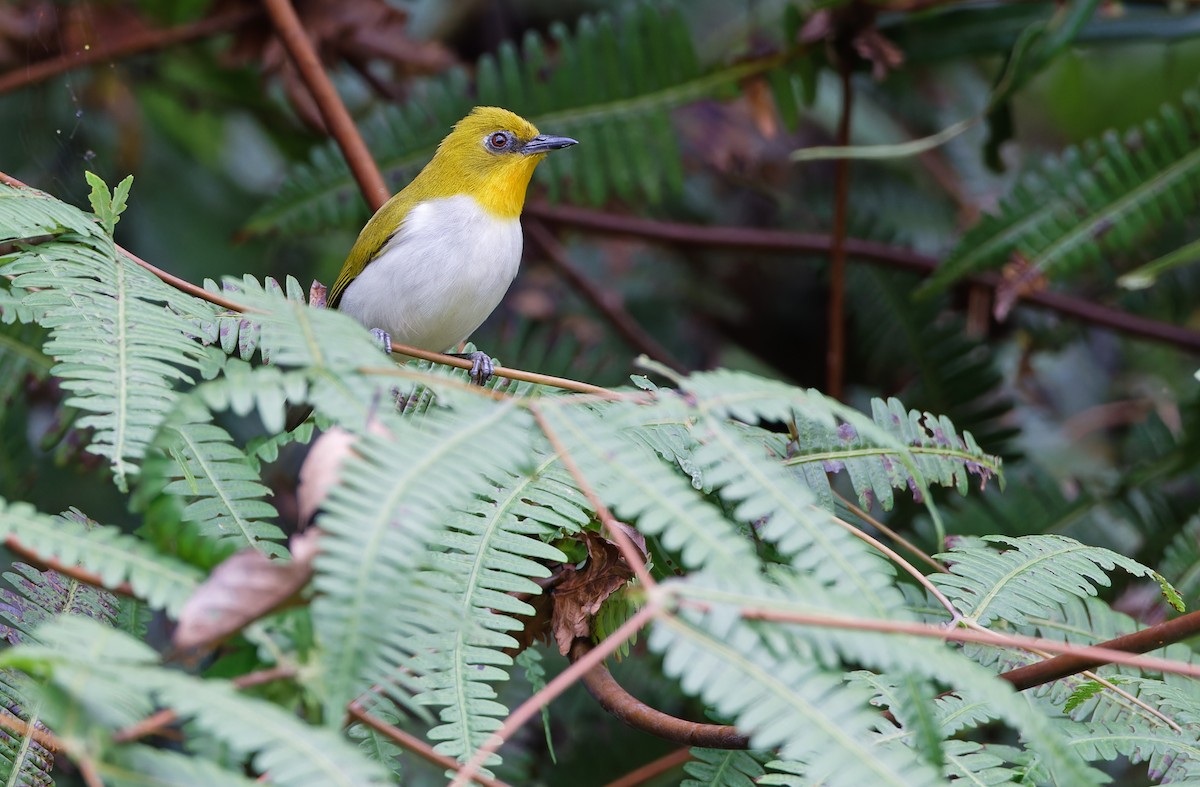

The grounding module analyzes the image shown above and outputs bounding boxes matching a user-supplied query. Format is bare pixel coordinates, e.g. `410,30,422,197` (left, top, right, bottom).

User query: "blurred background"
5,1,1200,782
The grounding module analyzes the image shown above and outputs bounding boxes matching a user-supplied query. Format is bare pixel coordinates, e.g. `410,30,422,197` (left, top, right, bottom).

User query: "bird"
328,106,577,384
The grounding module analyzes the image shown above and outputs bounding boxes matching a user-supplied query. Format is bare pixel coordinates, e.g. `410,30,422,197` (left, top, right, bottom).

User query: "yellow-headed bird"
328,106,577,382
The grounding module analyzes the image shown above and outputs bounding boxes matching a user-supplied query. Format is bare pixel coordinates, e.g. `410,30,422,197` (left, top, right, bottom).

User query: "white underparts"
338,194,523,353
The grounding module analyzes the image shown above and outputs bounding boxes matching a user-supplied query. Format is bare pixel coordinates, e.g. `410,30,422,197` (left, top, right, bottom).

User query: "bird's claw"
450,350,495,385
369,328,393,355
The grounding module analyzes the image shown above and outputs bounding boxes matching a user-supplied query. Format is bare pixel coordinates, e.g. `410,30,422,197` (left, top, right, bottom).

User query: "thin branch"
261,0,389,211
568,638,749,748
524,218,687,373
692,599,1200,680
0,709,59,752
112,666,297,743
529,403,656,589
829,516,959,622
602,747,693,787
827,67,853,400
345,704,512,787
835,492,947,574
0,7,260,95
997,609,1200,691
450,603,661,787
4,534,134,597
525,202,1200,354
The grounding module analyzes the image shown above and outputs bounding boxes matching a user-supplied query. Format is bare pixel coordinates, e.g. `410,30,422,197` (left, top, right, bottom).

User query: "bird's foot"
369,328,393,355
450,351,495,386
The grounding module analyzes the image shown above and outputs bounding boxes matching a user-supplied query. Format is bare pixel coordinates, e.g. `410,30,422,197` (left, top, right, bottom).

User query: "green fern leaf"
414,452,571,767
0,181,215,491
922,91,1200,294
682,748,768,786
931,534,1179,626
137,400,284,557
0,499,202,616
312,398,535,722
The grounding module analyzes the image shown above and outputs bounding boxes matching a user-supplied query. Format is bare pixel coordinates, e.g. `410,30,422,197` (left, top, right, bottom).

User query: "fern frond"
102,745,257,786
192,275,310,365
414,451,572,766
922,90,1200,293
940,740,1029,785
0,181,216,491
0,499,202,616
1066,720,1200,783
247,3,794,234
682,748,768,786
4,616,390,786
0,670,53,786
137,399,285,557
536,398,756,572
931,534,1177,626
312,398,535,721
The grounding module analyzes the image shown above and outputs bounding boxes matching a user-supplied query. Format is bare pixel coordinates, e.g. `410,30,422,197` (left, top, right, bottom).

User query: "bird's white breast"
338,195,523,353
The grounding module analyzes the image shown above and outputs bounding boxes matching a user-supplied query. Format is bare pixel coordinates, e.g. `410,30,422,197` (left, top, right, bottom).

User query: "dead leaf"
296,420,389,526
550,532,634,656
994,252,1048,321
173,529,318,653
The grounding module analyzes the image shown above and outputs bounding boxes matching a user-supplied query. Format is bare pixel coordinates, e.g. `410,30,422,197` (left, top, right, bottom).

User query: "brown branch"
0,7,261,95
997,609,1200,691
568,639,749,749
451,603,661,786
4,534,134,597
526,203,1200,354
0,709,59,753
112,666,297,744
261,0,389,211
346,704,512,787
524,219,687,374
827,67,853,401
602,747,693,787
529,403,656,590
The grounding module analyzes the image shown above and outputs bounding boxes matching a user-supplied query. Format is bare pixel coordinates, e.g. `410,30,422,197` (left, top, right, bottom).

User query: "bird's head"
417,106,577,218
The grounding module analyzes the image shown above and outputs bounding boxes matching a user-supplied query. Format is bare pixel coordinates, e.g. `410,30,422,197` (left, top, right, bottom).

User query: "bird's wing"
327,195,414,309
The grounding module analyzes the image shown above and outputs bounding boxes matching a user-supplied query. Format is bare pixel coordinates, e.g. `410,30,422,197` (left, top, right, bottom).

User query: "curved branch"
526,202,1200,354
568,638,750,749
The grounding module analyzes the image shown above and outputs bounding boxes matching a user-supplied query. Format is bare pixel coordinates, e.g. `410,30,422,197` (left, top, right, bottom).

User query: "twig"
997,609,1200,691
112,666,297,743
835,492,947,574
524,219,686,374
0,7,260,95
0,709,59,752
346,704,512,787
261,0,389,211
602,747,693,787
827,67,853,400
829,516,959,622
451,604,661,786
529,403,656,589
568,639,749,748
4,534,134,597
525,203,1200,354
694,599,1200,679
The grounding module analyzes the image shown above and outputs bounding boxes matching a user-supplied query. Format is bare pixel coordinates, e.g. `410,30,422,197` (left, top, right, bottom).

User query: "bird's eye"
486,131,511,151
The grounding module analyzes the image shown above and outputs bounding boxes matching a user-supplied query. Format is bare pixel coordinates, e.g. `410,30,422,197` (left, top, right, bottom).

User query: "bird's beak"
522,134,578,155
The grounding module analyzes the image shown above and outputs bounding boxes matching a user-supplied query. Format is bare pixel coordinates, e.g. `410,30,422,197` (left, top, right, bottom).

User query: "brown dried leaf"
550,532,634,656
173,529,318,652
994,253,1048,321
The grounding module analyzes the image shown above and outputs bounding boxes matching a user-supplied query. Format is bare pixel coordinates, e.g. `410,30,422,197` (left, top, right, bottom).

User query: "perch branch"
602,748,694,787
4,534,134,597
